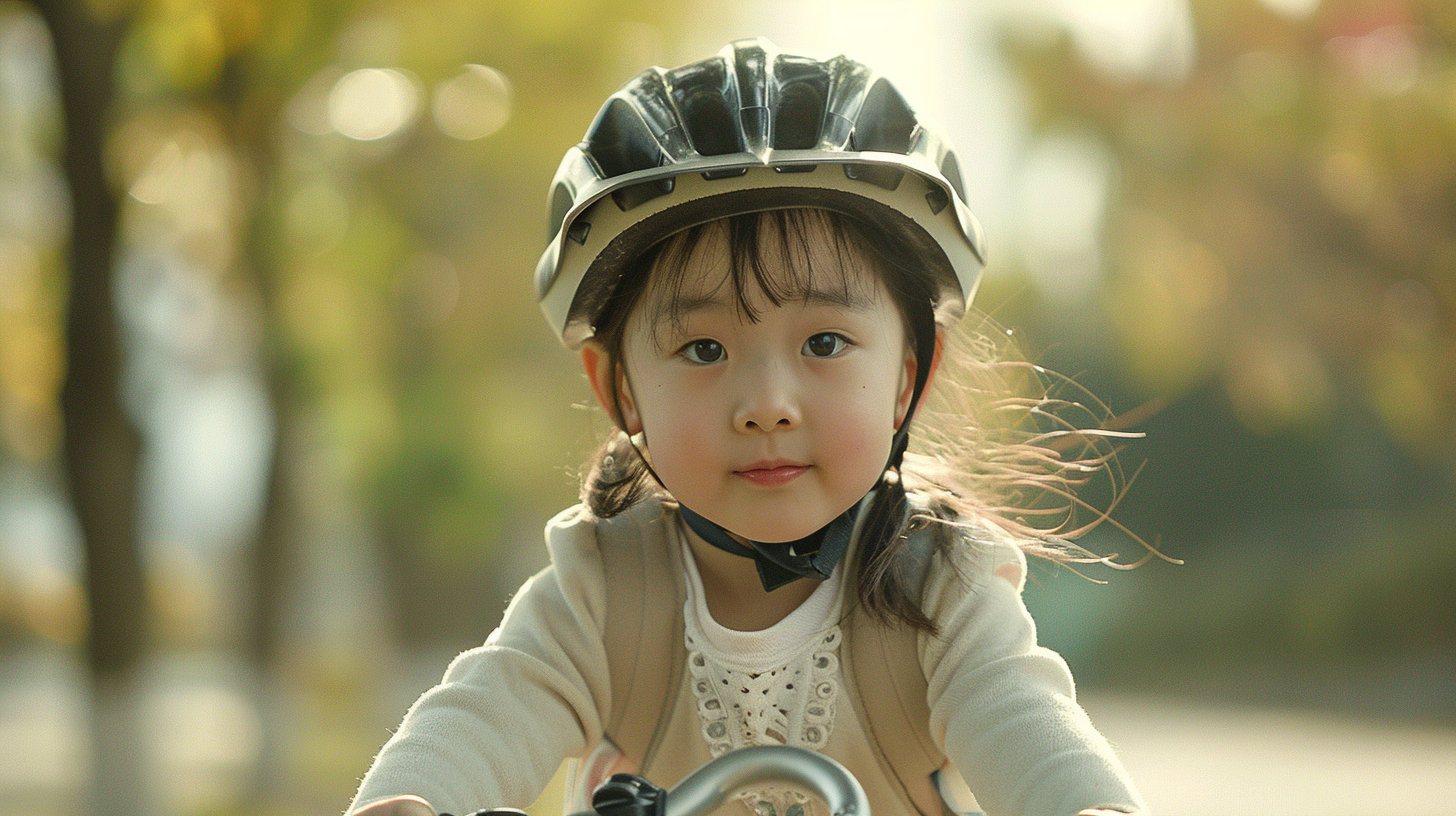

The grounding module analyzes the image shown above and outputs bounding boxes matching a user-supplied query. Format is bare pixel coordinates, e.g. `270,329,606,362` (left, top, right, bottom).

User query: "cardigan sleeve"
920,528,1148,816
348,504,612,815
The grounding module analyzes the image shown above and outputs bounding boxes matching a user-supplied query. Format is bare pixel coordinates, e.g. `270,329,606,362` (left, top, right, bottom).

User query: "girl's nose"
733,359,802,433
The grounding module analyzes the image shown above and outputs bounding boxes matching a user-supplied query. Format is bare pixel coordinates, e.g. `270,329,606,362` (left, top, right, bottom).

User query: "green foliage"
1005,0,1455,458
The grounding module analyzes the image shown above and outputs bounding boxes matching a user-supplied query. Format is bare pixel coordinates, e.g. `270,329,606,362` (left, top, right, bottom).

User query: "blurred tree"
286,0,698,649
1008,0,1453,458
28,0,145,812
211,1,356,801
1007,0,1456,709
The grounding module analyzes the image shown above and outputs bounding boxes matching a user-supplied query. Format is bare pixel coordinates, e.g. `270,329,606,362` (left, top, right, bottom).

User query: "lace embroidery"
686,626,841,816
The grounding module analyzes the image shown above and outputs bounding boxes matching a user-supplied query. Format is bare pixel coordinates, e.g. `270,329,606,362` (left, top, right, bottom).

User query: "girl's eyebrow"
669,288,875,316
798,289,875,310
669,292,733,315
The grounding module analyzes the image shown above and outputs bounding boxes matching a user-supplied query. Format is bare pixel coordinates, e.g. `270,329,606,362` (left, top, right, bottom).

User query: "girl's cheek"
655,402,715,449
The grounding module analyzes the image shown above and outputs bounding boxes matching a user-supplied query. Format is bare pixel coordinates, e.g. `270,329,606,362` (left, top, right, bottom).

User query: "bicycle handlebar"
667,746,869,816
568,746,870,816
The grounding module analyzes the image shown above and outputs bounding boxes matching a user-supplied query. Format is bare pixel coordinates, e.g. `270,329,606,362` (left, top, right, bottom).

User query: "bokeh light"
287,66,346,137
1258,0,1322,17
328,68,420,141
1326,24,1422,95
1047,0,1197,82
432,64,513,140
1014,128,1117,302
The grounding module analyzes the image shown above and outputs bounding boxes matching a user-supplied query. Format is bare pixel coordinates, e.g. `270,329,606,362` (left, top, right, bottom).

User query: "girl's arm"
348,505,614,815
920,530,1149,816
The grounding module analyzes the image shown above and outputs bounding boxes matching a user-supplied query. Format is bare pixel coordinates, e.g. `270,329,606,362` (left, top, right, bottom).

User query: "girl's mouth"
734,462,810,487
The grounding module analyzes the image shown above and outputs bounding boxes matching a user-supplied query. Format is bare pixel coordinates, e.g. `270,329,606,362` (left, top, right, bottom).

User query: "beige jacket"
349,500,1146,816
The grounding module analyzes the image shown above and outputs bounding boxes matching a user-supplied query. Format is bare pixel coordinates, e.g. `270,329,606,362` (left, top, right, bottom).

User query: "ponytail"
582,430,659,519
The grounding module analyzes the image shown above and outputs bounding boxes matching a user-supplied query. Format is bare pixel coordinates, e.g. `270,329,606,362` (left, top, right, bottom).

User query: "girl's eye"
803,333,848,358
682,339,725,364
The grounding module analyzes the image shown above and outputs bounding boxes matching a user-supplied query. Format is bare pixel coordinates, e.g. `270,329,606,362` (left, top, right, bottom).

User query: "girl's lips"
734,464,810,487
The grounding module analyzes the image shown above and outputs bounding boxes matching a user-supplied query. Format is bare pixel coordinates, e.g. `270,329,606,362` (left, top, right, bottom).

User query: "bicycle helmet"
535,37,986,349
539,38,989,590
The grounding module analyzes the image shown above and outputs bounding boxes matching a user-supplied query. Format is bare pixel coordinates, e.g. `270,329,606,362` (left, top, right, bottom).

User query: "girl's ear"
581,340,643,435
894,329,944,430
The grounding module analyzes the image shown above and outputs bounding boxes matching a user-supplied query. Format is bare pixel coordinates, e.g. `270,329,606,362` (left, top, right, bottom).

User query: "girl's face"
586,215,920,543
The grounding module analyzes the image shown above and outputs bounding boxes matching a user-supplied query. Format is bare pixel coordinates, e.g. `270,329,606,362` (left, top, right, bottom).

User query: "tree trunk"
30,0,146,814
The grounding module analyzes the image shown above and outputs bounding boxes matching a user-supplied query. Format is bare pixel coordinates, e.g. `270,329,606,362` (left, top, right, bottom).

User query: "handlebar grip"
593,773,668,816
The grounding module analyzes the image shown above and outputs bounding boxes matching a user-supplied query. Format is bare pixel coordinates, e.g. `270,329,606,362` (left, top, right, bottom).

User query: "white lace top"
680,540,844,816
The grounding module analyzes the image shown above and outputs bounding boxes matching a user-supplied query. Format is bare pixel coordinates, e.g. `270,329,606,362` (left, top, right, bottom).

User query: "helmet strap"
678,502,860,592
889,295,938,471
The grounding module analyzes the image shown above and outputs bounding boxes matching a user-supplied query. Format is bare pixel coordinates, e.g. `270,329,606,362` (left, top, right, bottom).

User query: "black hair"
581,208,953,632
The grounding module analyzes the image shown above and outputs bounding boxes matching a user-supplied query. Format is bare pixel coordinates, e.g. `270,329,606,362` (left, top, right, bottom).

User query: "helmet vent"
939,152,967,200
924,187,949,215
850,78,916,155
611,177,675,212
669,60,744,157
588,97,665,178
771,55,829,150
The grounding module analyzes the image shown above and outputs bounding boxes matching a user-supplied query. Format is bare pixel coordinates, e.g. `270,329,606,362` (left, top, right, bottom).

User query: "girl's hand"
351,795,436,816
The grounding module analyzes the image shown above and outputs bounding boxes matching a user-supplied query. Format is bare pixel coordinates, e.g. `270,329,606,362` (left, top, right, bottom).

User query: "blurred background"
0,0,1453,814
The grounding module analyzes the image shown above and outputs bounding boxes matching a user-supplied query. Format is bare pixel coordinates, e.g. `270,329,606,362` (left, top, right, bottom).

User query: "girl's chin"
718,513,843,544
670,490,862,542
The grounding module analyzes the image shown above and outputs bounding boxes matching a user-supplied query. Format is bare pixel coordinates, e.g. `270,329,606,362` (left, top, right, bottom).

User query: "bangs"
641,209,888,346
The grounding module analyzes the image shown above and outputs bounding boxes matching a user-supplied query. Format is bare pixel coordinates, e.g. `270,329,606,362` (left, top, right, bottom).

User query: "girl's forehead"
646,211,886,313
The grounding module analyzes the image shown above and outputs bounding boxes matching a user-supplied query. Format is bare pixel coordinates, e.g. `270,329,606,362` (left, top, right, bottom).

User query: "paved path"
1082,691,1456,816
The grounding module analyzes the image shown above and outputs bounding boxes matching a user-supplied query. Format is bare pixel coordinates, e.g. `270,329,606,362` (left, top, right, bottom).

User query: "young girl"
349,39,1149,816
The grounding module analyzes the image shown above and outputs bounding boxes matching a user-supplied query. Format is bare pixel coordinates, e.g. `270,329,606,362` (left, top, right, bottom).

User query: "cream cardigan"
349,501,1147,816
